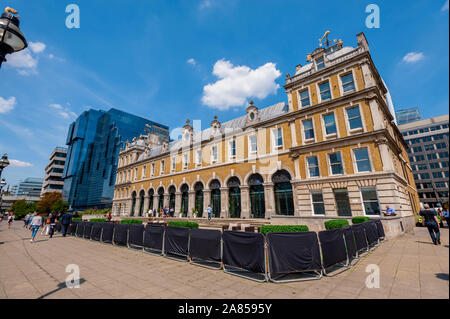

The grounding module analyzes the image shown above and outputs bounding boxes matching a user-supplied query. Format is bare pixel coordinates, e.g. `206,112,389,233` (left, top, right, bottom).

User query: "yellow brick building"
112,32,420,233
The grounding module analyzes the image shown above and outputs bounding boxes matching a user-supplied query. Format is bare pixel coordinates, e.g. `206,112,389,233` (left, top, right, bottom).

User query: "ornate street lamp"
0,7,27,69
0,153,10,180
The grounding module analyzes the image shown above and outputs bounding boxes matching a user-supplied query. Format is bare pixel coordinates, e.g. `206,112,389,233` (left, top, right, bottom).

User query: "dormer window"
246,101,259,125
316,57,325,70
249,112,255,120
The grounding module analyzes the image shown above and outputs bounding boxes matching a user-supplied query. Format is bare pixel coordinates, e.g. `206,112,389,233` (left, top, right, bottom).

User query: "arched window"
138,190,145,217
148,189,154,210
248,174,265,218
194,182,204,217
131,191,137,216
210,179,221,218
157,187,164,211
180,184,189,217
272,170,294,216
168,186,176,211
227,177,241,218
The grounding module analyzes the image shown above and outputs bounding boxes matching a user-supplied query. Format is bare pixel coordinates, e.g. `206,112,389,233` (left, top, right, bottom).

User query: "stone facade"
112,32,420,235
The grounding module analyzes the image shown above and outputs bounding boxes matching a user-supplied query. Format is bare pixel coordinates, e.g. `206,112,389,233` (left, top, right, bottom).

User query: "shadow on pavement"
435,273,449,281
37,278,86,299
415,241,434,245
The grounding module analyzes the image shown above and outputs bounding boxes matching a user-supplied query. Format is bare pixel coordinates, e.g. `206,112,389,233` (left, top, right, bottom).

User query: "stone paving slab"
0,222,448,299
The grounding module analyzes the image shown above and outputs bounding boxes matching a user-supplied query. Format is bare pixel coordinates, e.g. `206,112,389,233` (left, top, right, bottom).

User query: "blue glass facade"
62,108,169,211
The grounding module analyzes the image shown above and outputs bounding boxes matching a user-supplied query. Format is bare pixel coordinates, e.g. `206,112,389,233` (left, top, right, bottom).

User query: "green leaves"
168,221,199,229
351,216,371,224
259,225,309,235
324,219,350,230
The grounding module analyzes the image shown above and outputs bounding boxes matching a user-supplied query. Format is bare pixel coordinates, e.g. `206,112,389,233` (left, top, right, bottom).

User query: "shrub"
11,200,37,220
168,221,199,229
352,216,371,224
259,225,309,235
120,219,143,224
324,219,350,230
79,208,110,216
90,218,106,223
72,217,83,221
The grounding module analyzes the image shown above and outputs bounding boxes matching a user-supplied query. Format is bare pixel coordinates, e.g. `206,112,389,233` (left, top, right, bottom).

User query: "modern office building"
41,147,67,196
396,107,422,125
113,32,419,237
62,108,169,211
15,177,44,197
399,114,449,208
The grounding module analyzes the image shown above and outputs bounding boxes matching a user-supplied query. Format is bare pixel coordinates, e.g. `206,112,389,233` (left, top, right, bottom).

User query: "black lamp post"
0,7,27,69
0,153,9,180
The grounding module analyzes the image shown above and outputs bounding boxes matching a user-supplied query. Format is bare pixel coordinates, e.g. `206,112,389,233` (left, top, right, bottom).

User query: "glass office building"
62,108,169,211
16,177,44,197
395,107,422,125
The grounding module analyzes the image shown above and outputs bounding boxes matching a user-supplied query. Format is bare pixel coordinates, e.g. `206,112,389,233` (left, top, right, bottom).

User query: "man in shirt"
60,211,73,237
384,205,397,216
420,204,441,245
207,205,212,221
443,208,450,228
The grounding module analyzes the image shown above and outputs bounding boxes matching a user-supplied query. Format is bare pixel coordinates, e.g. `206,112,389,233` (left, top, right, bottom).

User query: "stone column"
143,196,150,215
377,139,394,172
135,196,142,217
126,198,133,217
264,183,274,219
188,191,196,217
175,192,182,217
220,187,229,218
291,181,301,217
240,186,250,219
153,195,159,211
203,190,211,217
164,193,170,209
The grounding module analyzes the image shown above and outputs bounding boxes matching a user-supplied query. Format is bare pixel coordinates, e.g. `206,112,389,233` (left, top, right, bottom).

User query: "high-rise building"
41,147,68,196
399,114,449,208
62,108,169,211
396,107,422,125
112,32,419,238
16,177,44,197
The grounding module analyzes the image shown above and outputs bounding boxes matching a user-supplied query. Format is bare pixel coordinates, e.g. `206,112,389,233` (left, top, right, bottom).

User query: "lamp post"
0,7,27,69
0,178,6,211
0,153,9,180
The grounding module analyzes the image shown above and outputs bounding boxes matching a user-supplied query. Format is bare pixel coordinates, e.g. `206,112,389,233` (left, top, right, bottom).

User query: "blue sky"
0,0,448,187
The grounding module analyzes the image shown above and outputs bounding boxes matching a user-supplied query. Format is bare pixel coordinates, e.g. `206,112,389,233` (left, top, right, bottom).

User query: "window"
323,113,337,135
183,153,189,169
196,150,202,165
160,161,165,174
354,148,372,172
433,172,443,179
134,168,138,180
424,145,434,151
341,73,355,92
361,187,381,215
249,135,258,154
420,173,430,179
346,106,363,130
229,140,236,158
303,119,315,140
171,157,176,171
319,81,332,101
329,152,344,175
428,154,438,160
273,128,283,149
307,156,320,177
334,189,351,216
299,89,310,107
436,143,446,149
416,155,425,161
316,57,325,70
311,191,325,215
413,146,422,153
142,165,146,178
442,161,448,168
151,163,155,176
439,152,449,158
212,146,218,162
429,163,439,169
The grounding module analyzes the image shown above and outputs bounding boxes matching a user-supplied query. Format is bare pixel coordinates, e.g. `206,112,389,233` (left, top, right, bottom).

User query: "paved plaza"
0,222,448,299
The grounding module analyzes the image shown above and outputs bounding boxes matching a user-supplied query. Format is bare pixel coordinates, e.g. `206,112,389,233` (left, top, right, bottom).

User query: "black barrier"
352,224,368,252
267,232,322,282
101,223,114,243
222,231,266,282
318,229,348,274
189,228,221,266
164,226,189,259
76,222,85,237
69,221,79,236
144,224,164,253
362,221,379,247
91,223,103,241
128,224,145,247
83,222,93,239
374,220,385,239
343,226,357,259
113,223,129,246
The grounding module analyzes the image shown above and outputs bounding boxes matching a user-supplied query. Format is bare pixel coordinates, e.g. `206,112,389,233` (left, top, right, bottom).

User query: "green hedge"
72,217,82,221
120,219,143,224
352,216,371,224
90,219,106,223
168,221,199,229
259,225,309,235
324,219,350,230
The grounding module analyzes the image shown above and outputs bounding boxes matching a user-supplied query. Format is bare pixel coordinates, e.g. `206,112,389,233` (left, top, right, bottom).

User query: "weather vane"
319,30,331,48
4,6,19,17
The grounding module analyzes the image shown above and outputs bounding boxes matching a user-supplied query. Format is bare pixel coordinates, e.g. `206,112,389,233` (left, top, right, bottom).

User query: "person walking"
420,204,441,245
28,212,35,230
443,208,450,228
29,213,42,243
207,205,212,221
41,214,51,235
7,212,14,229
24,213,30,228
48,213,57,239
60,210,73,237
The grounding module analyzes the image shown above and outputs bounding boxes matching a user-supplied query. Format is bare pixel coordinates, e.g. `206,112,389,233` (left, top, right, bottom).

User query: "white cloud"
199,0,212,9
50,103,63,110
49,103,77,119
29,42,46,54
6,49,37,69
187,58,197,65
442,0,449,11
0,96,16,113
9,159,33,168
402,52,425,63
202,59,281,110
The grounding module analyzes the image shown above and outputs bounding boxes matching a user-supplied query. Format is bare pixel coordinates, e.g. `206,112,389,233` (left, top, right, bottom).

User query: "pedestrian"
48,213,57,239
24,213,30,227
29,213,43,243
384,205,397,216
207,205,212,221
443,207,450,228
107,211,112,222
28,212,35,230
148,208,153,218
420,204,441,245
7,212,14,229
60,210,72,237
169,207,174,218
41,214,51,235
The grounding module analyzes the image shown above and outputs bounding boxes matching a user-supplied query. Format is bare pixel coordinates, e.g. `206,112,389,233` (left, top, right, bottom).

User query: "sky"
0,0,449,187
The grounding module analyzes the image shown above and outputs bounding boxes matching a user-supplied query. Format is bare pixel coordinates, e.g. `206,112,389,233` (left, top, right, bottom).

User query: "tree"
11,200,37,220
51,199,69,215
37,192,62,215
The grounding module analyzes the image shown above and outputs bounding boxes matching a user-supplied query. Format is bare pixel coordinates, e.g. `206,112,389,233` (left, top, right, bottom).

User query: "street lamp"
0,153,10,180
0,7,27,69
0,178,6,213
